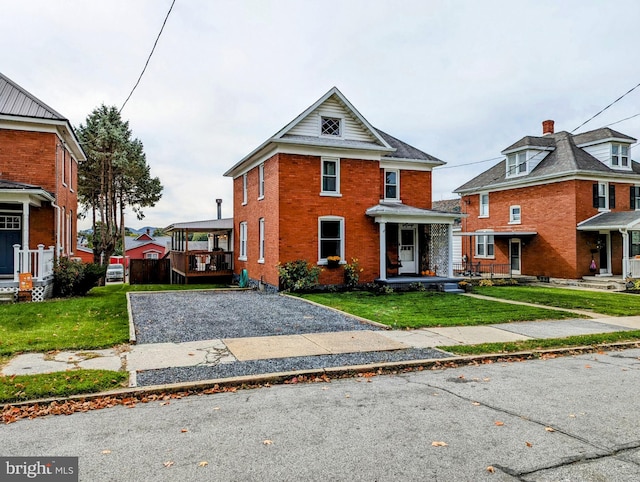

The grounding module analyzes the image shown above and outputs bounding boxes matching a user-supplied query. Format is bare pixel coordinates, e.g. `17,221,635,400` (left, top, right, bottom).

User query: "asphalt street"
2,348,640,481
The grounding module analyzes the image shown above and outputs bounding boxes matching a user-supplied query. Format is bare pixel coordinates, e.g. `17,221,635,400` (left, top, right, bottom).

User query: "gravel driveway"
130,290,380,344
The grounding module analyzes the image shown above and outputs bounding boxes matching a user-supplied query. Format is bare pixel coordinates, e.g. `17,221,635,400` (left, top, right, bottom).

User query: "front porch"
376,275,464,293
0,244,55,301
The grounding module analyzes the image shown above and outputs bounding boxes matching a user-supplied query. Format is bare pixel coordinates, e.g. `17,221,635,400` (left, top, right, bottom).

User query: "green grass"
474,285,640,316
0,369,128,403
299,291,583,328
440,330,640,355
0,283,226,356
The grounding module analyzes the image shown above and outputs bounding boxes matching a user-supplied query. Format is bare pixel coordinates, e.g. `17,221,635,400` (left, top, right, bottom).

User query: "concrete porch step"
442,283,464,294
0,291,14,303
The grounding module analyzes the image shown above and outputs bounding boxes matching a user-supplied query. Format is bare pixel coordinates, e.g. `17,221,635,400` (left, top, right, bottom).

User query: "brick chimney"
542,119,555,136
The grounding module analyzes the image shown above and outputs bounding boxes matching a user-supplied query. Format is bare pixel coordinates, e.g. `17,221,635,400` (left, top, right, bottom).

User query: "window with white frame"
321,116,341,137
479,192,489,217
258,164,265,199
509,205,521,224
593,182,615,210
0,215,21,230
631,186,640,210
258,218,265,263
321,158,340,194
385,169,399,200
475,234,495,258
612,144,629,167
62,150,68,187
318,216,344,262
239,222,247,260
506,152,527,177
145,252,159,259
242,173,248,205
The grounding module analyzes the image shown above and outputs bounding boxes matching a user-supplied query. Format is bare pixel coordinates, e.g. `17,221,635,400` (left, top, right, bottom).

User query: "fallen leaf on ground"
525,441,533,447
545,427,555,432
486,466,495,473
163,461,174,468
431,441,448,447
483,377,491,382
585,365,592,369
472,402,481,406
181,428,188,433
263,439,273,445
494,421,504,426
101,450,111,455
213,407,220,410
198,461,208,467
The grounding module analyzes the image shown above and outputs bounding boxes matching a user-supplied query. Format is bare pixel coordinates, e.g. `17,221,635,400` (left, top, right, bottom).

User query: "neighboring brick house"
0,72,85,298
454,120,640,280
224,87,458,290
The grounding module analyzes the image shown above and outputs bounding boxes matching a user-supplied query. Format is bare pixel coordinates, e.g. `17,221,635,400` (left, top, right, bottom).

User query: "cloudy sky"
3,0,640,230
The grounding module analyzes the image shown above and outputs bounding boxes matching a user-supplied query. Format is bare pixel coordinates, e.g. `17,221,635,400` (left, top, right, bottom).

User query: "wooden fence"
129,259,171,285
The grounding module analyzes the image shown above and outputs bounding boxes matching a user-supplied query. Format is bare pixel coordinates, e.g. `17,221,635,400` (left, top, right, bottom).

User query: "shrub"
343,258,363,289
277,260,322,292
407,282,426,292
53,258,106,297
477,279,494,287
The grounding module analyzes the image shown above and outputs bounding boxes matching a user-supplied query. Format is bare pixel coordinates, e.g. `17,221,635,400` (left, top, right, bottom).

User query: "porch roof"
165,218,233,232
577,211,640,231
365,202,461,224
454,230,537,237
0,180,55,203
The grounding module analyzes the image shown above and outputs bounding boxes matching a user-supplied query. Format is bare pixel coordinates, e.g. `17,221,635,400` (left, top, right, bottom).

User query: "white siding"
582,143,611,166
288,97,377,143
527,149,550,171
452,228,462,264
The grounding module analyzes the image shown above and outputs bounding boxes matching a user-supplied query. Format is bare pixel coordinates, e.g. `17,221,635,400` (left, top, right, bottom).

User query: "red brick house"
224,87,458,290
454,120,640,280
0,72,85,299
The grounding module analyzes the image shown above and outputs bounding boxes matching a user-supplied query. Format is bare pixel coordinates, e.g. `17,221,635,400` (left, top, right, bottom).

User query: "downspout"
620,228,629,279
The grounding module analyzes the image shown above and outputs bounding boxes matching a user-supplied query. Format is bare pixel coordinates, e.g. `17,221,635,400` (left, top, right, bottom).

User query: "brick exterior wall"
461,179,636,279
0,128,78,253
233,153,434,288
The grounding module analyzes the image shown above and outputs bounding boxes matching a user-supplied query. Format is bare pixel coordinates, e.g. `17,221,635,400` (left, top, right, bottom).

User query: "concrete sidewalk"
3,315,640,386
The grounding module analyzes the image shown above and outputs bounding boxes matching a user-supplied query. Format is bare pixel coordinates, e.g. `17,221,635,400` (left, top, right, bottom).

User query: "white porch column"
447,224,454,277
22,200,29,250
379,221,387,281
621,229,630,279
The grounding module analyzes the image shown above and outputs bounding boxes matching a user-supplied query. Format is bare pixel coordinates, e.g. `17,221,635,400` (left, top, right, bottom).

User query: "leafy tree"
76,105,162,265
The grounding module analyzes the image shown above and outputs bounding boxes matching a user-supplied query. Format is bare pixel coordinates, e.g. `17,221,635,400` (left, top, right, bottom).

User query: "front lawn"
0,283,226,356
474,285,640,316
299,291,582,328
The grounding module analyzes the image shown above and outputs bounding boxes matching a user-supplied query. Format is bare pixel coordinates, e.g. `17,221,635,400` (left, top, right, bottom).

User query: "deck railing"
13,244,55,281
627,258,640,278
170,250,233,276
453,261,512,278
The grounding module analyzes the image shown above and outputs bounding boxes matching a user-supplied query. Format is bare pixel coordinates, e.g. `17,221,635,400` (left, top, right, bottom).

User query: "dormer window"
506,152,527,177
612,144,629,168
321,117,341,136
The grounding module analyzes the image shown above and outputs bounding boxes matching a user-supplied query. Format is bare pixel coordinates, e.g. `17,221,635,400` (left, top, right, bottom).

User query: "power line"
120,0,176,113
571,80,640,133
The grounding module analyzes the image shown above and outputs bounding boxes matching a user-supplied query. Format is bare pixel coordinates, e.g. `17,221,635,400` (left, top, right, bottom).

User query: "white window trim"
257,163,265,200
242,173,248,205
258,218,265,264
509,205,521,224
479,192,489,218
239,222,247,261
506,152,528,177
317,216,345,265
320,157,341,196
144,251,160,259
320,115,344,138
598,181,609,211
634,185,640,211
611,143,630,168
384,169,401,202
475,232,495,259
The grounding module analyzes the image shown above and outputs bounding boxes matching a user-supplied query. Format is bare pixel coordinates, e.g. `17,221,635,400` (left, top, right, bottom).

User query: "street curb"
126,292,136,343
4,340,640,411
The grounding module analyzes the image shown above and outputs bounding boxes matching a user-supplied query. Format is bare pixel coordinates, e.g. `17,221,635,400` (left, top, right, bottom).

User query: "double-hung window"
593,182,615,210
258,163,265,199
506,152,527,176
612,144,629,167
258,218,265,263
509,205,521,224
385,169,399,200
631,186,640,210
242,174,248,205
321,157,340,195
318,216,344,263
479,192,489,217
475,234,494,258
239,222,247,261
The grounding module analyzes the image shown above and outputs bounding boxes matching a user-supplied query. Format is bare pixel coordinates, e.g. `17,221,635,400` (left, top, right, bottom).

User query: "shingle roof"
0,72,66,120
455,129,640,193
578,211,640,230
377,129,444,164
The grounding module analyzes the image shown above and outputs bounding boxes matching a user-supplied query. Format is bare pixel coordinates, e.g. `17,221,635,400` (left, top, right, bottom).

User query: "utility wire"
571,80,640,133
120,0,176,113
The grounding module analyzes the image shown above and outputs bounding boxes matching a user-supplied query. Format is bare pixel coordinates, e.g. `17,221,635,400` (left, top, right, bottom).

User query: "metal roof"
0,72,65,119
454,231,537,237
165,218,234,232
577,211,640,231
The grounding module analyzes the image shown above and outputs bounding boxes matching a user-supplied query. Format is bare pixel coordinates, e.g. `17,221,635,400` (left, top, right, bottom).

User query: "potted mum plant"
326,255,341,268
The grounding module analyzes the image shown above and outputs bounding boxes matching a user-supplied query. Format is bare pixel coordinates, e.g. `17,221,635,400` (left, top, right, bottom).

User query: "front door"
0,229,21,275
398,225,417,274
510,239,521,275
598,233,610,274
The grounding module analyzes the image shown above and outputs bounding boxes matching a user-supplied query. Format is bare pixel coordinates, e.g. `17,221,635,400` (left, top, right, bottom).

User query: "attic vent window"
321,117,341,136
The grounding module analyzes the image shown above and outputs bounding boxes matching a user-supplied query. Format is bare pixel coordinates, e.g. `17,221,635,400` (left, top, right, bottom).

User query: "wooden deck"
169,250,233,283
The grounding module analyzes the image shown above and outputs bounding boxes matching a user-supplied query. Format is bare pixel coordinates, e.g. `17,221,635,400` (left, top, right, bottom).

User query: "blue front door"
0,230,21,275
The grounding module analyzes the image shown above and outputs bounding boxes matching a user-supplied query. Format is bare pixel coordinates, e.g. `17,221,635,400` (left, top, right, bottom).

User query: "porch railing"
453,261,512,278
13,244,55,281
170,250,233,276
627,258,640,278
